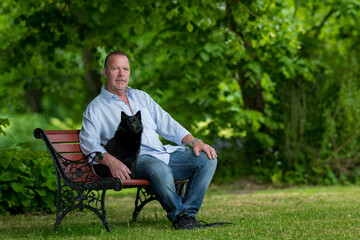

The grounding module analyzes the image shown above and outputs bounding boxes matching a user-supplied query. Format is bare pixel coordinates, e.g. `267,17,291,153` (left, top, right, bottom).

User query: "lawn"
1,184,360,239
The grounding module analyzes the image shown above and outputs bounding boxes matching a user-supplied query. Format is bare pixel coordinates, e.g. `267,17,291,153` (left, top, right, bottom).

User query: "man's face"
103,55,130,94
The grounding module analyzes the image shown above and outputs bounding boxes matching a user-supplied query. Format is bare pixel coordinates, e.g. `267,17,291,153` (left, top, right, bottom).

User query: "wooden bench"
33,128,187,232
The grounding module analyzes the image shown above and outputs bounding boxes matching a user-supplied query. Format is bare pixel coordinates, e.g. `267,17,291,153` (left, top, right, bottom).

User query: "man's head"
103,51,130,95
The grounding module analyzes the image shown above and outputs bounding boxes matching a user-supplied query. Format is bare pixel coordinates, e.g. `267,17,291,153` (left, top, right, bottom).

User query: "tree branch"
225,0,244,41
325,130,360,163
314,8,335,38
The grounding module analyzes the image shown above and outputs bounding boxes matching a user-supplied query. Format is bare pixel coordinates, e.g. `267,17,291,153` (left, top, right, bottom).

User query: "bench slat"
122,179,187,187
123,179,150,187
54,144,82,153
44,130,80,143
44,130,81,135
61,153,87,161
48,134,80,143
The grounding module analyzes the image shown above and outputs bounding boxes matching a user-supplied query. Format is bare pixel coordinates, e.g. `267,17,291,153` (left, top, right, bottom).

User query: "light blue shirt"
79,86,190,164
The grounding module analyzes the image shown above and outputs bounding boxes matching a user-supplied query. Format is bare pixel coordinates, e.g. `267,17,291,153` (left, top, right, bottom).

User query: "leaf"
0,117,10,136
134,24,144,35
99,3,107,13
35,189,47,197
0,171,14,181
200,52,209,62
21,198,31,208
0,158,11,168
186,22,194,32
166,11,174,20
204,43,219,53
10,182,25,193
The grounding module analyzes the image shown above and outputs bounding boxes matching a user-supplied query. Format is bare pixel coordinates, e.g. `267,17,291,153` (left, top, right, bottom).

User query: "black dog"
93,111,143,179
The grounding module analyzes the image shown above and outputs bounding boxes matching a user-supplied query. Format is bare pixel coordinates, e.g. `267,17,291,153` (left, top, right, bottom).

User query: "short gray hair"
104,51,128,68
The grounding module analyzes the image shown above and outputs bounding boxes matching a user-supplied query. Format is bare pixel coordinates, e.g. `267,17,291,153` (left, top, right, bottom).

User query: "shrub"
0,146,56,214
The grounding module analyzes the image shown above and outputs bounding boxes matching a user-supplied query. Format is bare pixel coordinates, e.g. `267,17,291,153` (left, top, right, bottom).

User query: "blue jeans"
135,149,217,221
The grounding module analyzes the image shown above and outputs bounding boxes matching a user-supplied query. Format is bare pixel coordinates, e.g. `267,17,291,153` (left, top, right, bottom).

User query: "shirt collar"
101,86,133,101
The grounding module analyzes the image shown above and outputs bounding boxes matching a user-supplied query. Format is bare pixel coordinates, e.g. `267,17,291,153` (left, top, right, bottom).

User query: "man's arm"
95,153,132,180
182,134,217,160
141,91,217,159
79,100,132,180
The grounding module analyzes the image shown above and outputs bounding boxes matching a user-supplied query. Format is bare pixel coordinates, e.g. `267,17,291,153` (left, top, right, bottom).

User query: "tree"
1,0,360,184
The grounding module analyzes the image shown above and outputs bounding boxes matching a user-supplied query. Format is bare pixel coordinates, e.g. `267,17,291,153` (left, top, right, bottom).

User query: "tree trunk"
83,47,102,98
238,70,265,113
226,0,265,113
25,89,43,113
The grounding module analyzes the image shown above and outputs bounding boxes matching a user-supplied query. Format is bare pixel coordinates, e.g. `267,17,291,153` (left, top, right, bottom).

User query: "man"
79,51,217,230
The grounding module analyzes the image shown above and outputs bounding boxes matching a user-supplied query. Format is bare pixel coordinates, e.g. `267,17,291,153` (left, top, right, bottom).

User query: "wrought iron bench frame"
33,128,187,232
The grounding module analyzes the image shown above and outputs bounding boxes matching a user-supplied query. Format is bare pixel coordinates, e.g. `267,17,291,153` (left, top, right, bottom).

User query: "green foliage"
0,117,10,136
311,52,360,184
0,146,56,214
212,138,251,184
0,0,359,185
0,90,10,136
0,113,79,151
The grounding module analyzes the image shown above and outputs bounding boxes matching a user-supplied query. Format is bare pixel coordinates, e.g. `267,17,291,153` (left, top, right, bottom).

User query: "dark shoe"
173,209,202,230
189,216,205,228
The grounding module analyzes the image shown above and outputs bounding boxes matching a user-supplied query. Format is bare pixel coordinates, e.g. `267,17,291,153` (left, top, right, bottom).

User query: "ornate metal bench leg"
54,189,62,232
176,183,186,198
132,187,143,222
132,187,156,222
132,183,187,222
54,208,73,232
100,189,111,232
83,189,112,232
54,214,62,232
54,181,112,232
54,181,71,232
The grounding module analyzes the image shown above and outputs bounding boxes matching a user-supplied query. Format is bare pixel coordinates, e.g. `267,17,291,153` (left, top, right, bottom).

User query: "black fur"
94,111,143,179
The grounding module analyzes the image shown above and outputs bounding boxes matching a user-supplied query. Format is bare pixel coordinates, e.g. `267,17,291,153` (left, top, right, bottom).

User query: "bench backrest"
40,129,101,183
43,130,85,160
35,128,187,187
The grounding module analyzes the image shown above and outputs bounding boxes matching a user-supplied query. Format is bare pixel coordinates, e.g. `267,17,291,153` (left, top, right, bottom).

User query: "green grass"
1,185,360,239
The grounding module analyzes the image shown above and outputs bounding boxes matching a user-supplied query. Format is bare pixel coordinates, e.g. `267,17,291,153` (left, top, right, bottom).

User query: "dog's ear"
121,111,127,120
135,110,141,120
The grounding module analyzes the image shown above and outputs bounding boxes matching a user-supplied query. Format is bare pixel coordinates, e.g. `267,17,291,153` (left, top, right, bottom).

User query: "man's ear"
102,68,106,79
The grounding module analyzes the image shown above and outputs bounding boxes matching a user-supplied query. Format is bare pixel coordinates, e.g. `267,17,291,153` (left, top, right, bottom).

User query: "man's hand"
101,152,132,180
182,134,217,160
193,140,217,159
